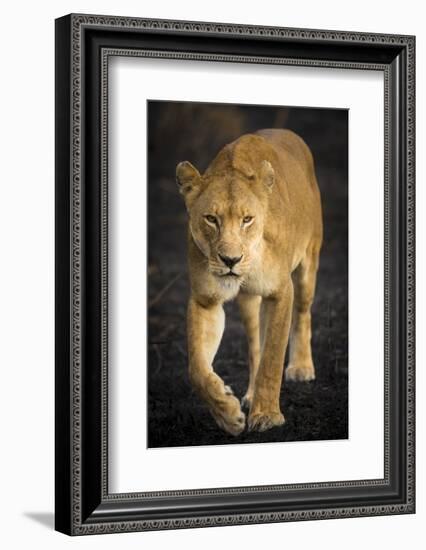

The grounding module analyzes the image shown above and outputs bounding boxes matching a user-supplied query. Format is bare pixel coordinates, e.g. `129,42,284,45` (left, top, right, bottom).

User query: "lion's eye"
242,216,253,224
205,215,217,225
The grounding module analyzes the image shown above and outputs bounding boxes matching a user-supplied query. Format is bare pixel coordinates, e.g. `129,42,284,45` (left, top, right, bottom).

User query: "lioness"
176,129,322,435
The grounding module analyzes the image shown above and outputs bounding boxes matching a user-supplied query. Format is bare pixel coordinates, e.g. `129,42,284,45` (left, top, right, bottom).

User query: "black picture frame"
55,13,415,536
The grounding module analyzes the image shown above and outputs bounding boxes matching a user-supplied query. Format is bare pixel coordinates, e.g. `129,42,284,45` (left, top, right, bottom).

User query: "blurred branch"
149,337,185,345
148,273,182,309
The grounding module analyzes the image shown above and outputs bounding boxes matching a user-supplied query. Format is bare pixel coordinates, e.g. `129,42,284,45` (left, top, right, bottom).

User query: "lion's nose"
219,254,243,268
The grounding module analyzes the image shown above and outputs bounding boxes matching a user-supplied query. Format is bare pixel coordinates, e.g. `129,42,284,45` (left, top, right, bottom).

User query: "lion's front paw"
203,373,246,436
248,410,285,432
211,403,246,436
241,392,253,411
209,390,246,436
286,362,315,382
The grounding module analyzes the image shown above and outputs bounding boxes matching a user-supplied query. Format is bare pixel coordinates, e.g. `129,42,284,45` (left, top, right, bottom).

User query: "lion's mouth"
211,265,243,278
220,271,240,278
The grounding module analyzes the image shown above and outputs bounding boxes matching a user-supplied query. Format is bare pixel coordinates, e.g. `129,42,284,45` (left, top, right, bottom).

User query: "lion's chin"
214,272,243,295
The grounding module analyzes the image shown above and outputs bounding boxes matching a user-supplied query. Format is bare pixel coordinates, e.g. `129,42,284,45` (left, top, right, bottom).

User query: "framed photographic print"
55,14,415,535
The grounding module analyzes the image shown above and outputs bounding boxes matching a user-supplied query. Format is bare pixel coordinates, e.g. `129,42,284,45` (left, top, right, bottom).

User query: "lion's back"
255,129,316,186
255,129,322,247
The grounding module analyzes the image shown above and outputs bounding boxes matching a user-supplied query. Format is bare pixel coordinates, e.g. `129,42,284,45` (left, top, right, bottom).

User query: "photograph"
147,100,349,448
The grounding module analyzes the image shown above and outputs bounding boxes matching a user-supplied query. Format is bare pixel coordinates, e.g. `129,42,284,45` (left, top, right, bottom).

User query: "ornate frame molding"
55,13,415,535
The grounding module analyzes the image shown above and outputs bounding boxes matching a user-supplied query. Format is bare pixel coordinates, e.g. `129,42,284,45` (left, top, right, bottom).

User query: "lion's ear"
176,161,201,198
259,160,275,192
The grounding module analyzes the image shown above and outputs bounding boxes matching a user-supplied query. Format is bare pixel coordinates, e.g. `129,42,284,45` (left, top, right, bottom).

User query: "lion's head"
176,146,275,280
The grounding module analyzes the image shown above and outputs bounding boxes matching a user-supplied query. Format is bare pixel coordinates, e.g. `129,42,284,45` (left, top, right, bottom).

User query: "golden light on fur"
176,129,323,435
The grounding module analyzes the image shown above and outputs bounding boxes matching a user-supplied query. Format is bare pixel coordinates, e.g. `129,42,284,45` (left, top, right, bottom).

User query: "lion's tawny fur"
176,129,323,434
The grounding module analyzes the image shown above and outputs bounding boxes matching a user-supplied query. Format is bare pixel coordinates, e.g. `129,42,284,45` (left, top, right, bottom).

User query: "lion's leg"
237,293,261,410
286,246,320,382
248,281,293,432
187,295,245,435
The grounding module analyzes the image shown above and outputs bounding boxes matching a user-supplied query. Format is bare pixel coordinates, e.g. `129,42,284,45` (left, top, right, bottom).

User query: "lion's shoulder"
255,129,314,169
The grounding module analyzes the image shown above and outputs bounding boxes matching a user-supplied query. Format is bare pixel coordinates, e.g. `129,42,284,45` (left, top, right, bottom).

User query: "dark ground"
147,101,348,448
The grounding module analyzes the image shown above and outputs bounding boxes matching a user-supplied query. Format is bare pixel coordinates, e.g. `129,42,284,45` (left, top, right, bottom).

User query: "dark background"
147,100,348,448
